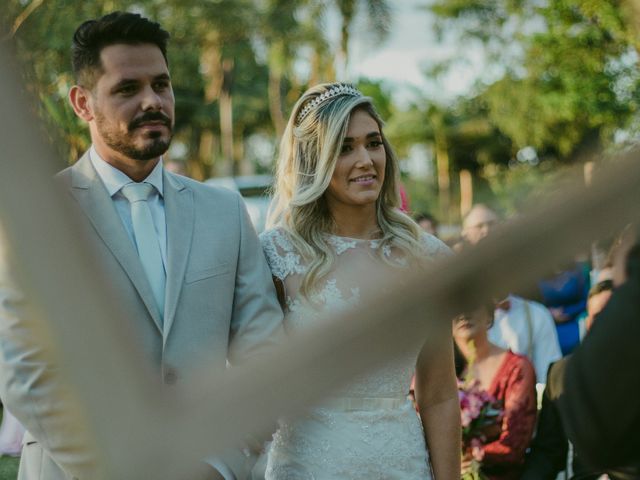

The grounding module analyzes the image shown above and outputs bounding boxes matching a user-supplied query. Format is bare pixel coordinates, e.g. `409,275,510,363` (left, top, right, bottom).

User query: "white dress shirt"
488,294,562,383
90,147,236,480
89,146,167,269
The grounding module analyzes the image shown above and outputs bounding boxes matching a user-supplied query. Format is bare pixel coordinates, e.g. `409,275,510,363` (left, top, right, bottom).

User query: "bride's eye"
340,144,353,154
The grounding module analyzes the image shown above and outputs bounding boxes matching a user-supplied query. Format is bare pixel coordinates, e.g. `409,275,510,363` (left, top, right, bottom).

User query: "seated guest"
537,259,590,355
462,204,562,382
453,304,537,480
489,295,562,384
415,212,439,238
521,278,614,480
549,228,640,479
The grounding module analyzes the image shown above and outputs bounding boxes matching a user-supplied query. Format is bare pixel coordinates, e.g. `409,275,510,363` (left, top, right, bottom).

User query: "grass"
0,456,18,480
0,409,20,480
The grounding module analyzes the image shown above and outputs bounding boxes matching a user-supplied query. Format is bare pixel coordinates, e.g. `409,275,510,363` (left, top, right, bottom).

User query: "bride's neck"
330,204,379,239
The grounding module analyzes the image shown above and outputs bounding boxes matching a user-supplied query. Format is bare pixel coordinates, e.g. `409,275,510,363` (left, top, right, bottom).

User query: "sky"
338,0,490,106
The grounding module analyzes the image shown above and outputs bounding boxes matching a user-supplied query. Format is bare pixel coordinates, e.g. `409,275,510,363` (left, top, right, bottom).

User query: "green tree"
258,0,310,138
2,0,399,178
386,94,512,221
333,0,391,76
429,0,640,161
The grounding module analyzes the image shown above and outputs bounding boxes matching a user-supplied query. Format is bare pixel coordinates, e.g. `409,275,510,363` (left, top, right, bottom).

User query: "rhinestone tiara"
296,84,363,124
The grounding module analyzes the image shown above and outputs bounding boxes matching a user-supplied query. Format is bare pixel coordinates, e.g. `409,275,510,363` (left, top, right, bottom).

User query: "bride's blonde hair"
267,82,425,298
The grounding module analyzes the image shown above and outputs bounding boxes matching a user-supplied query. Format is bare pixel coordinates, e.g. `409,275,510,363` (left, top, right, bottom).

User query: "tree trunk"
199,41,224,178
337,0,355,78
459,169,473,220
435,132,451,223
268,69,286,138
234,126,253,176
309,49,336,85
195,130,214,180
268,42,286,138
623,0,640,55
219,58,235,177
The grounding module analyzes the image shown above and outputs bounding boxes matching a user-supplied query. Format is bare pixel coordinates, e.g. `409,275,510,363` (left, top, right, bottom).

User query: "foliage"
355,77,393,121
0,408,20,480
481,160,565,215
402,176,439,219
2,0,639,217
457,341,503,480
1,0,390,175
429,0,640,160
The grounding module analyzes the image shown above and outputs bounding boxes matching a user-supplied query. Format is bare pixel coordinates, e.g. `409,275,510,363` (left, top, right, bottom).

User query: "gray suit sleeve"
205,195,284,478
0,229,99,479
227,193,284,365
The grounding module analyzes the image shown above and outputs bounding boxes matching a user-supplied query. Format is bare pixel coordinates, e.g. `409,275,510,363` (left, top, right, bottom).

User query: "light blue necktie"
121,182,165,323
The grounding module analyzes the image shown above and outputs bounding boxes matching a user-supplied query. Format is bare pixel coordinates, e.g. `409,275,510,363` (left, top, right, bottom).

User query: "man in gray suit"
0,11,283,480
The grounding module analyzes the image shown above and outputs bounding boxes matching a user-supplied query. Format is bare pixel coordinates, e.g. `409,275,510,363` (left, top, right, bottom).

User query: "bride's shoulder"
418,231,452,260
259,227,295,253
259,227,305,280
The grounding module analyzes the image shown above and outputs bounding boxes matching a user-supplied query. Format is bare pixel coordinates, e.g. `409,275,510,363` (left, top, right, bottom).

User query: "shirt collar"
89,145,164,197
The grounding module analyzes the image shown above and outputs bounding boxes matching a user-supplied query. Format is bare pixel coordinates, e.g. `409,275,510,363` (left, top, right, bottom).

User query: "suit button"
164,368,178,385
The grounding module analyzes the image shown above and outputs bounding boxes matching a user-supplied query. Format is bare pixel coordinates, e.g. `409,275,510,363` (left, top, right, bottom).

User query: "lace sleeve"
483,354,538,467
419,232,452,259
259,228,306,281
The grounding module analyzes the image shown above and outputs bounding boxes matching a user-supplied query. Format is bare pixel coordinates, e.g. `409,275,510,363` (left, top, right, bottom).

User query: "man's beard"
95,110,173,161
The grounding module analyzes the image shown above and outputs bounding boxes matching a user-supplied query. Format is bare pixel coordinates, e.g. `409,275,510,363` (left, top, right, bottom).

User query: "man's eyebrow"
110,74,171,91
343,132,382,142
110,79,139,91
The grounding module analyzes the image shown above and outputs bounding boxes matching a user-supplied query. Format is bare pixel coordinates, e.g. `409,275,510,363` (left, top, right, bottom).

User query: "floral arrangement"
458,344,504,479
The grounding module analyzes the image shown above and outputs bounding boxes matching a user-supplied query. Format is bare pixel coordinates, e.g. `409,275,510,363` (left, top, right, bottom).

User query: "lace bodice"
260,228,451,398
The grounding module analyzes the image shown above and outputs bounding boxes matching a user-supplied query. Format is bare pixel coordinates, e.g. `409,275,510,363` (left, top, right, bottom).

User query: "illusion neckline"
327,233,382,242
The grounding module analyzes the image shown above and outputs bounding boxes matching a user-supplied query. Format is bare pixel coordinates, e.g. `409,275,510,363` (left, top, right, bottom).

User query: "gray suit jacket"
0,153,283,479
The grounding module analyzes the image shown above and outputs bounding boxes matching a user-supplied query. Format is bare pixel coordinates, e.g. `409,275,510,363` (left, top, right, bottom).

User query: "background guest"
537,258,590,355
549,228,640,479
453,303,537,480
415,212,439,238
461,204,562,383
521,277,614,480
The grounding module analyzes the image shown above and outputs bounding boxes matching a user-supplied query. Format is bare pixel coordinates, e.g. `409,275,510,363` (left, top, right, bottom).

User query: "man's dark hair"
71,11,170,88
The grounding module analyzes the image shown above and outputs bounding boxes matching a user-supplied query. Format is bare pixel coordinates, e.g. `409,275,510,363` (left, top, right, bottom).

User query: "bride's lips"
349,174,376,186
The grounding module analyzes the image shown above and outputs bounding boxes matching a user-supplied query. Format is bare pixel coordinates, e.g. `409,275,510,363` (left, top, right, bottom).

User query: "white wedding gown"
259,228,450,480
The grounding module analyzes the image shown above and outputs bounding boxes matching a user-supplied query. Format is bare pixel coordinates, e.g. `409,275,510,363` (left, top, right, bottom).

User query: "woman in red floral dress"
453,304,537,480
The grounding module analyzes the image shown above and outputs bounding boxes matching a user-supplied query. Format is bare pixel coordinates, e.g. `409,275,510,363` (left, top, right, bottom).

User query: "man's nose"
140,85,162,110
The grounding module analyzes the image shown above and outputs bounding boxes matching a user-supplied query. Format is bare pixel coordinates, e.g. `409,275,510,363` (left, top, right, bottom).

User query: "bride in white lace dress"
260,83,461,480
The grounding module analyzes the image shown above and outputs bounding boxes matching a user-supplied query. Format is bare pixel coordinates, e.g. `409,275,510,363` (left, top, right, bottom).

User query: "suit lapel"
162,172,194,342
69,153,164,333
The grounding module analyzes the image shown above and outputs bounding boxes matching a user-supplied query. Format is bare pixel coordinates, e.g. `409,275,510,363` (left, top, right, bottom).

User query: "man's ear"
69,85,94,122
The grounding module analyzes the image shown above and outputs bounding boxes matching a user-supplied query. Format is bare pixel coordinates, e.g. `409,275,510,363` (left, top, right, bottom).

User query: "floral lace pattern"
259,228,450,479
327,235,358,255
267,402,431,480
260,228,307,280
